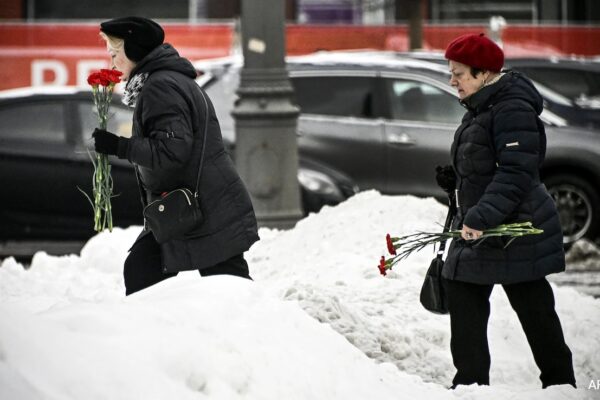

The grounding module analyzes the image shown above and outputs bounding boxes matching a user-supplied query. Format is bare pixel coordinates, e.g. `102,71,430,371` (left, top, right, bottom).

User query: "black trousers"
123,233,252,296
444,278,576,388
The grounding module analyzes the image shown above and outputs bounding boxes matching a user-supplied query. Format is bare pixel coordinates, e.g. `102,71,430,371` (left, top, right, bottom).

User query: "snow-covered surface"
0,86,87,99
288,50,451,73
0,85,126,99
1,191,598,399
566,239,600,271
549,239,600,298
193,50,451,74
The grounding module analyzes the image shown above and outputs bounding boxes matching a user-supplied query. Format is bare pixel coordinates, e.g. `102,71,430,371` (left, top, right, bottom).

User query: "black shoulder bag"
419,200,454,315
139,89,210,244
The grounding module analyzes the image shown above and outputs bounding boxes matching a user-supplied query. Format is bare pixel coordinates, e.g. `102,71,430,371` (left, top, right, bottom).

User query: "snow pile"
565,239,600,271
1,191,598,399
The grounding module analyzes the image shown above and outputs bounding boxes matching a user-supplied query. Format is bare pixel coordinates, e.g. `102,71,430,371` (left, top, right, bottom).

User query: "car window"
386,79,464,124
79,101,133,139
0,102,65,142
516,67,600,100
291,76,374,118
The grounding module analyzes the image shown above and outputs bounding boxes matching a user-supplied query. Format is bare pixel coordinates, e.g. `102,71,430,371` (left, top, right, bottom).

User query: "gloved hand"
435,165,456,195
92,128,129,159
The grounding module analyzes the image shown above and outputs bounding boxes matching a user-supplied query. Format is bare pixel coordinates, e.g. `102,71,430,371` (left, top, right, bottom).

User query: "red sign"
0,23,233,90
1,23,599,91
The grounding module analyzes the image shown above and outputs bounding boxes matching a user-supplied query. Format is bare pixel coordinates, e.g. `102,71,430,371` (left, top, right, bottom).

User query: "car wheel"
545,174,600,245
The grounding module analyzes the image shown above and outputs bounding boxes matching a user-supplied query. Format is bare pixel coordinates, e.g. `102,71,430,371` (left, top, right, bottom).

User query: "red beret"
444,33,504,72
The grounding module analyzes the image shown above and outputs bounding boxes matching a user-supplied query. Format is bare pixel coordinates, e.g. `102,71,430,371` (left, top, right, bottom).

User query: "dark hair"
469,66,484,78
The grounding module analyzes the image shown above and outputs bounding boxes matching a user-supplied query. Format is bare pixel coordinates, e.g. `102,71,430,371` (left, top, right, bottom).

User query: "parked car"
0,86,357,256
196,51,600,245
0,87,142,252
506,57,600,130
397,51,600,130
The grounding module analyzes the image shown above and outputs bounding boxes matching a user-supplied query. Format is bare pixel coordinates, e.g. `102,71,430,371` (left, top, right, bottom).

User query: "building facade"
1,0,598,24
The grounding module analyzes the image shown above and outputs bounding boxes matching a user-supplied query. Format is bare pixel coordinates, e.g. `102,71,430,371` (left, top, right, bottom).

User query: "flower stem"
381,222,544,274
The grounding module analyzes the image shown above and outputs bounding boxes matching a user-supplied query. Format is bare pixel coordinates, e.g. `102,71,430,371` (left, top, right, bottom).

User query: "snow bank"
1,191,598,399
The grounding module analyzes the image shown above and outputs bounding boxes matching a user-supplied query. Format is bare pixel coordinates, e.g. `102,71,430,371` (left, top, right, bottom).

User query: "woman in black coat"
441,33,575,389
93,17,259,295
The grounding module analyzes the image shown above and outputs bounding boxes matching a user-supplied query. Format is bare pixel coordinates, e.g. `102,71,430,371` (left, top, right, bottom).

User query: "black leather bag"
142,189,202,244
137,89,210,244
419,200,454,315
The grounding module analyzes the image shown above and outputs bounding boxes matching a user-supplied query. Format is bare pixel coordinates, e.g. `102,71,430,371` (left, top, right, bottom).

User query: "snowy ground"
550,239,600,298
1,191,598,400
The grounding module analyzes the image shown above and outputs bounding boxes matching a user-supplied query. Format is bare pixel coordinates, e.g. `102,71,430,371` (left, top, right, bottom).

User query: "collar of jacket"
125,44,164,92
125,43,197,92
460,72,511,114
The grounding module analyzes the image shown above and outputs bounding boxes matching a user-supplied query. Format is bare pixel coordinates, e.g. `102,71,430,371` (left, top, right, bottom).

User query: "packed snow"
1,191,598,400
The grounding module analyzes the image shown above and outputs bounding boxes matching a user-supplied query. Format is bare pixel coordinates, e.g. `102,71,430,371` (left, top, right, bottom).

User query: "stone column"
233,0,303,229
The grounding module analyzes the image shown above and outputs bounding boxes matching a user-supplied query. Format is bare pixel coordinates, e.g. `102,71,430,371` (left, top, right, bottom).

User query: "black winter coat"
442,71,565,284
124,44,259,272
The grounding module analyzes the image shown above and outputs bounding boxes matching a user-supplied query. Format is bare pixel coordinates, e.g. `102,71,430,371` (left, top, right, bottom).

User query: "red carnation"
100,68,122,84
87,72,102,87
98,74,110,87
110,70,123,83
386,233,397,255
87,70,119,88
378,256,387,276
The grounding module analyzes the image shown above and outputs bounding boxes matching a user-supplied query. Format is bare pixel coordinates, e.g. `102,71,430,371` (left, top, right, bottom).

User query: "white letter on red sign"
31,60,68,86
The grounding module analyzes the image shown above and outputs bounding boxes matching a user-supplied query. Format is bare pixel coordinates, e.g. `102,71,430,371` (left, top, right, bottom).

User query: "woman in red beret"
92,17,259,295
440,33,576,389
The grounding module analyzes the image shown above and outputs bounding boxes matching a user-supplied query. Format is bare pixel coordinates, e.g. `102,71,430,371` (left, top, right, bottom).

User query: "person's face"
108,45,136,81
448,60,487,100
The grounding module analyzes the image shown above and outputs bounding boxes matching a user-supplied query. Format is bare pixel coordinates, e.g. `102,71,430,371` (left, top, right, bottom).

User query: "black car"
197,51,600,245
397,51,600,130
506,57,600,130
0,86,357,257
0,87,142,256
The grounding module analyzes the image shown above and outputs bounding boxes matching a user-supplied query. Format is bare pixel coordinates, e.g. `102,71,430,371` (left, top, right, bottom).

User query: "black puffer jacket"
442,71,565,284
125,44,259,272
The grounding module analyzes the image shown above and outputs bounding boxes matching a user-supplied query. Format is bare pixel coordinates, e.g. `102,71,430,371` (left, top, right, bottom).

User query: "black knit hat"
100,16,164,62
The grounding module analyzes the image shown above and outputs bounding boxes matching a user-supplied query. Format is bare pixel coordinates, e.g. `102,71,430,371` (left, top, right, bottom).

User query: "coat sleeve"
126,77,195,170
463,102,542,230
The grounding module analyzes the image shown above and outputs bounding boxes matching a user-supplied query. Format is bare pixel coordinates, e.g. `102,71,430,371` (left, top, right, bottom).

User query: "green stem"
386,222,544,269
87,85,116,232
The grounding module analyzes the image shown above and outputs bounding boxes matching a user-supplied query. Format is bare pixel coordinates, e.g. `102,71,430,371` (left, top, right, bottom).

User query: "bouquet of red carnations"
378,222,543,276
81,69,123,232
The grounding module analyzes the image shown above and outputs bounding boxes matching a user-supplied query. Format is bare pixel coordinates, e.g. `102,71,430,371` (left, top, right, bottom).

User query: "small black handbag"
419,201,454,315
138,89,210,244
142,188,202,244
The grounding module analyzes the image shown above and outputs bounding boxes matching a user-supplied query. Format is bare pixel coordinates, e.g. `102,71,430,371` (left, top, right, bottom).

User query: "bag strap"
193,88,209,199
134,166,147,208
133,88,210,208
436,197,455,259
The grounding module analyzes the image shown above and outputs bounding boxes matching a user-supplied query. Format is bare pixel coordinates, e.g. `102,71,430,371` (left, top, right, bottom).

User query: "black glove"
92,128,129,159
435,165,456,195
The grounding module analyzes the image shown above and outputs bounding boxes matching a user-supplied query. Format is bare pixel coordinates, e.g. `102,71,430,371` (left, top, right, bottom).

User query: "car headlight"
298,168,343,199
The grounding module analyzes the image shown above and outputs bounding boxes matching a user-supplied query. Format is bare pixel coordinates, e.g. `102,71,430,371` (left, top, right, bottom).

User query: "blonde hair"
99,32,124,52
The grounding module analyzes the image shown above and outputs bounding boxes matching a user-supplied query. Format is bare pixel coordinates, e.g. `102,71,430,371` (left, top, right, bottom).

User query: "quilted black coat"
442,71,565,284
125,44,259,272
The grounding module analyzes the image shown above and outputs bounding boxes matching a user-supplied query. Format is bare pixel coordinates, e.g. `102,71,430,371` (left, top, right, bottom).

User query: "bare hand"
461,224,483,241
